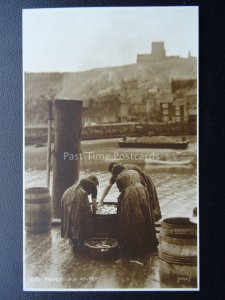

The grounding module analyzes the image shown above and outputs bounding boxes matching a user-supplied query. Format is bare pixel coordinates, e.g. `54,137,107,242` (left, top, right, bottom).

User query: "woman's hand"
97,201,103,209
97,183,113,209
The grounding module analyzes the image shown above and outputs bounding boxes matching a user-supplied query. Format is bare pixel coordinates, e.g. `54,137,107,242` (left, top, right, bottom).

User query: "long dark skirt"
61,185,92,243
117,184,157,254
144,174,162,222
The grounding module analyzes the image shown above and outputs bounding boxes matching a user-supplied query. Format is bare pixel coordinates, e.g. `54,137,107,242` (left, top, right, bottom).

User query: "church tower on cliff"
151,41,166,60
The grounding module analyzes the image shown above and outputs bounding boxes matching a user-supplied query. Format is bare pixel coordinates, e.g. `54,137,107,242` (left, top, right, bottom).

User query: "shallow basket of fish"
84,237,119,257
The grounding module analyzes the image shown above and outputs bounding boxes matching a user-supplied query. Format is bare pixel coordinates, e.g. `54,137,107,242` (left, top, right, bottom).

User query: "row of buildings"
24,40,197,127
83,41,197,125
83,77,197,125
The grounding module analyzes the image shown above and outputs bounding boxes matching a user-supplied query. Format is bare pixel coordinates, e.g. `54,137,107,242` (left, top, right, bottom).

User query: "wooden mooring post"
52,99,82,219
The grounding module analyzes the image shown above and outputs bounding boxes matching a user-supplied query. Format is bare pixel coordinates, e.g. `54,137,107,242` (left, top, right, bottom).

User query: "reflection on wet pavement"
25,228,160,290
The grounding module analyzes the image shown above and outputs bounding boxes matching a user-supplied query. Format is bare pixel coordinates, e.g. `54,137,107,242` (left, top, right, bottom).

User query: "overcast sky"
23,6,198,72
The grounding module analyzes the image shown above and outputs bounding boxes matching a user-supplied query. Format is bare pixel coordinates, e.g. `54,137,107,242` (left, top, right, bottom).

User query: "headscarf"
88,175,99,186
79,178,97,197
116,172,133,191
108,162,118,173
112,164,125,177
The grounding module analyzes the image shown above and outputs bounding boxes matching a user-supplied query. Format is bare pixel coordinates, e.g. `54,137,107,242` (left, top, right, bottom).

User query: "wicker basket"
84,237,119,257
93,202,118,238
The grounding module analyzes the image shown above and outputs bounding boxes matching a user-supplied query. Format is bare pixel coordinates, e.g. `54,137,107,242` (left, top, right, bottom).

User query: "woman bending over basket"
98,162,161,222
111,165,157,254
61,177,98,247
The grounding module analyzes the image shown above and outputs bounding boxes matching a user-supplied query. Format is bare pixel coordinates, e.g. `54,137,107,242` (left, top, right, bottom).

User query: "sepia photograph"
23,6,199,291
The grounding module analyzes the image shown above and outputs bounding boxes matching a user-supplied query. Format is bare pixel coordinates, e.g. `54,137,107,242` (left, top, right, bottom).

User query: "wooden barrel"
160,217,197,238
158,233,197,288
159,259,197,288
25,187,52,233
159,233,197,264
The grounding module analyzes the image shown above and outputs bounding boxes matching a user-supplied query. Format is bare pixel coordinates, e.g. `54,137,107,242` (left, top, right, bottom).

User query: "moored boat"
118,136,189,149
145,158,194,165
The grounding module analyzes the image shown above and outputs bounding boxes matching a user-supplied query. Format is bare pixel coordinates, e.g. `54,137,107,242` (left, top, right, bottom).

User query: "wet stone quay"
25,227,160,290
24,166,198,291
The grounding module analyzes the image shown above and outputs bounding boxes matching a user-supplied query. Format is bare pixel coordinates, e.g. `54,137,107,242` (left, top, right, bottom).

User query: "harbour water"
25,136,197,219
25,167,197,220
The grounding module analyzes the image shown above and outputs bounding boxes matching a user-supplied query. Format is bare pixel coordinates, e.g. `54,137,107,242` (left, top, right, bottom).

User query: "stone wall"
25,121,196,145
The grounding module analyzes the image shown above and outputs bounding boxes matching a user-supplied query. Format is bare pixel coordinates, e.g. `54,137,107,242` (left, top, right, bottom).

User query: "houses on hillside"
82,77,197,125
82,93,129,125
158,77,197,123
25,40,197,128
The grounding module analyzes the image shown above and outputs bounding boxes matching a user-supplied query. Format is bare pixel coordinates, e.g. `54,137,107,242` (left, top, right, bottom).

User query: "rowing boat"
145,158,194,165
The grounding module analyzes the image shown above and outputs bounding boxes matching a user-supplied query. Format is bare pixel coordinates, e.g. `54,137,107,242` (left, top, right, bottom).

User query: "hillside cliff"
25,57,197,125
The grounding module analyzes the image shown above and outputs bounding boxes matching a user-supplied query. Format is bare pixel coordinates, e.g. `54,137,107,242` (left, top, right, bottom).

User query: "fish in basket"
84,237,119,257
96,204,117,215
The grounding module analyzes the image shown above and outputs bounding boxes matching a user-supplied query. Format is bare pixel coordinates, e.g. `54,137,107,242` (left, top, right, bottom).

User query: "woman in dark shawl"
61,177,98,246
112,165,157,254
99,162,161,222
